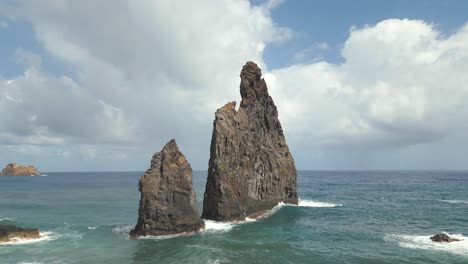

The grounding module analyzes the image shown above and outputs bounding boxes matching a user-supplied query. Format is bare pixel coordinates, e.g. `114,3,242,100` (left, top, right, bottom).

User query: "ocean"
0,171,467,264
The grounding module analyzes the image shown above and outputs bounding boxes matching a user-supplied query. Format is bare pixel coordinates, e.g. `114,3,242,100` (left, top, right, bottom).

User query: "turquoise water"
1,171,467,264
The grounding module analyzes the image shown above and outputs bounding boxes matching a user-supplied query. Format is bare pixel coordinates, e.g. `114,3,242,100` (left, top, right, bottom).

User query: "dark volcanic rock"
0,224,40,242
202,61,298,221
430,233,461,243
130,139,203,237
1,163,40,176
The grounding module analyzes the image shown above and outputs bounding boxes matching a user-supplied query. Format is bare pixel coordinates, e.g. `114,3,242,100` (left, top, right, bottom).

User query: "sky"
0,0,467,171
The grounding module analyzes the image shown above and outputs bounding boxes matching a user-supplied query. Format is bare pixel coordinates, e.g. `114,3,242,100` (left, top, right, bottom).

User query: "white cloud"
269,19,468,151
0,0,286,166
1,1,468,169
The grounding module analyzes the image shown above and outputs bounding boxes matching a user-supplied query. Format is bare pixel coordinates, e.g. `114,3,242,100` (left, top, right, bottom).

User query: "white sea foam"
297,199,342,207
202,220,236,233
0,218,14,221
385,233,468,256
87,226,96,230
202,199,342,232
207,258,230,264
138,232,193,240
0,231,58,246
112,224,133,236
117,199,341,239
40,175,48,177
440,199,468,205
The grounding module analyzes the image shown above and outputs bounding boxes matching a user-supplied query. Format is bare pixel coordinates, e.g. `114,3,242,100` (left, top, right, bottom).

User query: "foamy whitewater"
385,233,468,256
0,170,467,264
0,232,58,246
125,199,336,239
440,199,468,205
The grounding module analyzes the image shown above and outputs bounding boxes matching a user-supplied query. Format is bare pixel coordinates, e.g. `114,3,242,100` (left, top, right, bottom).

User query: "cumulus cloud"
269,19,468,152
1,0,468,170
0,0,288,168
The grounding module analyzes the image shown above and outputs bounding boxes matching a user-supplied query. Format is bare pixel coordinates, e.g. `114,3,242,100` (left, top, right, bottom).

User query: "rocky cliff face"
130,139,203,237
202,61,298,221
1,163,40,176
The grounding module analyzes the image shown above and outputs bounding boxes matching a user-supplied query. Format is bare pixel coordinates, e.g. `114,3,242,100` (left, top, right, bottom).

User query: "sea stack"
1,163,40,176
130,139,203,237
202,61,298,221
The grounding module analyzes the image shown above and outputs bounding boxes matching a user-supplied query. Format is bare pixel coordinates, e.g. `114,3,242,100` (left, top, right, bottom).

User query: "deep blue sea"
0,171,467,264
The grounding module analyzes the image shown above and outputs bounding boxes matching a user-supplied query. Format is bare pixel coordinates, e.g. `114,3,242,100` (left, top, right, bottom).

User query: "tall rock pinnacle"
202,61,298,221
130,139,203,237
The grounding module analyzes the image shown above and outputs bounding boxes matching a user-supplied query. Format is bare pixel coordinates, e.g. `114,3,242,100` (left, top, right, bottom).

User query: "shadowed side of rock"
130,139,204,237
202,61,298,221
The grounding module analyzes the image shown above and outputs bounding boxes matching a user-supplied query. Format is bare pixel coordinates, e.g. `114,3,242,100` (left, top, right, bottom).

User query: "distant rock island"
1,163,40,176
0,224,40,242
430,233,461,243
130,139,204,237
202,61,298,221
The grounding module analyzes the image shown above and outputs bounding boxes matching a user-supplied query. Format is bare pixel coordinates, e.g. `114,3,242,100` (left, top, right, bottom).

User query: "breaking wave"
202,220,237,233
297,199,343,207
440,200,468,205
385,233,468,256
0,231,58,245
112,224,133,237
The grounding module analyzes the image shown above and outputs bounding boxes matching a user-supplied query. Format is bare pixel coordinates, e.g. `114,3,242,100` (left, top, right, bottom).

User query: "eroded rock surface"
1,163,40,176
202,61,298,221
0,224,40,242
130,139,203,237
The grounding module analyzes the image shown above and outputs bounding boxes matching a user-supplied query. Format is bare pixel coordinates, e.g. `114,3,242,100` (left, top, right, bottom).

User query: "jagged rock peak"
240,61,270,107
130,139,204,237
202,61,298,222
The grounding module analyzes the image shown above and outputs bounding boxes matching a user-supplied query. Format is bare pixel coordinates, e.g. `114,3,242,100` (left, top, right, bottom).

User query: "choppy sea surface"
0,171,467,264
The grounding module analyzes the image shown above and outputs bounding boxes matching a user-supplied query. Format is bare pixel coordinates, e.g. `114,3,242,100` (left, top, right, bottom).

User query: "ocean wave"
138,232,194,240
202,199,342,232
207,258,230,264
112,224,133,237
114,199,341,239
385,233,468,256
88,226,96,230
0,218,14,221
202,220,237,233
0,231,59,246
297,199,342,207
440,200,468,205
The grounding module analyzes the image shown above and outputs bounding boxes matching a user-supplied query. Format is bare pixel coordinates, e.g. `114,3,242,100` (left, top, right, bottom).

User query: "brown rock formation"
430,233,461,243
202,61,298,221
130,139,204,237
0,224,40,242
1,163,40,176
